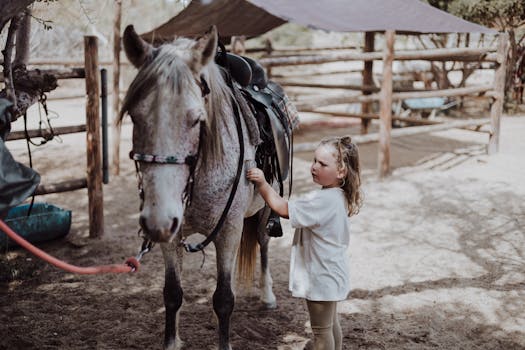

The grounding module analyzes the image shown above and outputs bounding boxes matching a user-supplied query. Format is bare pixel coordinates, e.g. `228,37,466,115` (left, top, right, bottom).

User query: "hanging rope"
22,93,61,217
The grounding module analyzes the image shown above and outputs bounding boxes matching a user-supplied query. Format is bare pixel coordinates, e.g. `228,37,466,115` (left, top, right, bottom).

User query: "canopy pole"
265,38,274,79
361,31,375,134
378,30,395,179
231,36,246,55
488,32,509,155
112,0,122,175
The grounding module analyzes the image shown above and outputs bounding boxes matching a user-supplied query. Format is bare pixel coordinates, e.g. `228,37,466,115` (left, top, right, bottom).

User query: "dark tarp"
141,0,495,42
141,0,286,42
0,98,40,214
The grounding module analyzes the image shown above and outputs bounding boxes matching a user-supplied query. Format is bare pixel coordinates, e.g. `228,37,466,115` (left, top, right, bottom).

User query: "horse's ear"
123,25,153,68
191,25,218,73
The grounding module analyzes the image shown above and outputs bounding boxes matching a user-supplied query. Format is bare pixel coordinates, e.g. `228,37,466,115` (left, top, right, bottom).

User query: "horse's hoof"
263,301,277,309
164,337,183,350
303,339,314,350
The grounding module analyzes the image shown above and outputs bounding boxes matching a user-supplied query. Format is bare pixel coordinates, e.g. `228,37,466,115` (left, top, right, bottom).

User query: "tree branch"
517,33,525,47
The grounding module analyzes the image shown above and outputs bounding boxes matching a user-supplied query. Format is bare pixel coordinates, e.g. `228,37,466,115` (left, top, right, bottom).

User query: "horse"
120,25,278,350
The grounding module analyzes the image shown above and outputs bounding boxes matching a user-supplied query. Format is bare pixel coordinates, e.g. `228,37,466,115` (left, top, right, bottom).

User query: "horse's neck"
197,110,244,188
186,110,252,227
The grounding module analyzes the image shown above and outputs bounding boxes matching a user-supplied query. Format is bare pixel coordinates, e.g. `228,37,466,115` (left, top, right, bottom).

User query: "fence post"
361,31,375,135
84,36,104,238
488,32,509,155
378,30,395,178
112,0,122,175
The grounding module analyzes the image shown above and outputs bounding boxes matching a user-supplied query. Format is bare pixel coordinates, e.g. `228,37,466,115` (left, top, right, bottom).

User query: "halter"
130,75,209,203
130,120,204,212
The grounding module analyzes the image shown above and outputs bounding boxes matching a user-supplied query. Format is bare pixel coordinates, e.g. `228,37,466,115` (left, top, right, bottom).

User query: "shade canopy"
141,0,495,42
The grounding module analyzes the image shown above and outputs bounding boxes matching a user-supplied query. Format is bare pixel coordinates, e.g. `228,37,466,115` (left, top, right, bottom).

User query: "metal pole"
100,68,109,184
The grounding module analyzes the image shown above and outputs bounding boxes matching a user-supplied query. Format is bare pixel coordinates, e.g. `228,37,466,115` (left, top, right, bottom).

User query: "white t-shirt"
288,187,351,301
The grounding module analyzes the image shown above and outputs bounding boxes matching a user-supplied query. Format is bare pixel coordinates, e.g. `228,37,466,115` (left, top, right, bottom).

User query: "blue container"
0,203,71,249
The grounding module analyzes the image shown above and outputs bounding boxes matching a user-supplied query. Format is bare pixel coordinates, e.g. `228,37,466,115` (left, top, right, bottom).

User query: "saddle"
216,52,298,237
224,53,293,185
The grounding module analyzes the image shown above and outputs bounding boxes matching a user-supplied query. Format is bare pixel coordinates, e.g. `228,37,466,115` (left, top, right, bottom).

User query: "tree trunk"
1,2,57,122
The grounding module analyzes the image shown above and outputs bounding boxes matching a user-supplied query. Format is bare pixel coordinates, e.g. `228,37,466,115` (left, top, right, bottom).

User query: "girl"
247,136,362,350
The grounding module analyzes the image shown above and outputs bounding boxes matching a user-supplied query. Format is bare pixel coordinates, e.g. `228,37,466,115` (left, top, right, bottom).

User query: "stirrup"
266,211,283,238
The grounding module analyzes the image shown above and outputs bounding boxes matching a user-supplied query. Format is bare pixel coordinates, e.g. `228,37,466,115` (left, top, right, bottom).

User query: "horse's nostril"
170,218,179,233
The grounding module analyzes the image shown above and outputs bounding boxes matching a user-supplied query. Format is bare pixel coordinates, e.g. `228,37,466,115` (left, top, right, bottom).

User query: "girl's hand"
246,168,266,187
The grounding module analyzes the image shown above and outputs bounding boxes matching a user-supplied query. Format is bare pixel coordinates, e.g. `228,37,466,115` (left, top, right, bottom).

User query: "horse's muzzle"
139,216,180,242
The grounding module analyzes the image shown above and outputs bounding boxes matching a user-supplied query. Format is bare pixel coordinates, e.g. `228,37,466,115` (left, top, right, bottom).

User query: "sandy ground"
1,96,524,349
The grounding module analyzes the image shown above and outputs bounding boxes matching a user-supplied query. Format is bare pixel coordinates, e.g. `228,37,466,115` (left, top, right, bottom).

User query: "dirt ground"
1,97,524,349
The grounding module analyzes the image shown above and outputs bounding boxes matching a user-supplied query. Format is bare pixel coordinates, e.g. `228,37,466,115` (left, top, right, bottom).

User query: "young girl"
247,135,362,350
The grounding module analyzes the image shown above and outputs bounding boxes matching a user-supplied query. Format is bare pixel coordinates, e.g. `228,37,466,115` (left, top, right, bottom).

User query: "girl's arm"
246,168,289,219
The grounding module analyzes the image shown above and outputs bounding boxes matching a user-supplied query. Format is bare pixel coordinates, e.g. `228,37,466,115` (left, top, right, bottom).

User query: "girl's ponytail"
320,136,363,216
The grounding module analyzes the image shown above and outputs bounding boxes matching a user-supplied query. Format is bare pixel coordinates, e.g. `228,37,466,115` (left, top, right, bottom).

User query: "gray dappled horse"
120,25,277,350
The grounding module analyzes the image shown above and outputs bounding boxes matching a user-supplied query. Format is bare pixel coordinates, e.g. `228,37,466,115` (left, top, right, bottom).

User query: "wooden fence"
4,36,104,238
28,32,507,180
258,32,509,178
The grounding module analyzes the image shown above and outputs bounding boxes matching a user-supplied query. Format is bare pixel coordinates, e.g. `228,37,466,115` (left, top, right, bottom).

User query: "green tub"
0,203,72,249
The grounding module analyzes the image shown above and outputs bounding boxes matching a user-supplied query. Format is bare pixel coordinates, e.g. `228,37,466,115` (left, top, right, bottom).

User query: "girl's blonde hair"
320,136,363,216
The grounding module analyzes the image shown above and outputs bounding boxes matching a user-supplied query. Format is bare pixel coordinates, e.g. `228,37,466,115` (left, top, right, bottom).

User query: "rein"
131,72,245,253
181,93,244,252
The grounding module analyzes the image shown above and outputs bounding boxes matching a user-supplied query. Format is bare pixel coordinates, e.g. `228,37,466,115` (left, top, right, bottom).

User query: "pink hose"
0,219,139,274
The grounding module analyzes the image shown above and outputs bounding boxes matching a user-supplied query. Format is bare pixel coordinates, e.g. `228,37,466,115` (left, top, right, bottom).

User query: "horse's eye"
188,109,203,128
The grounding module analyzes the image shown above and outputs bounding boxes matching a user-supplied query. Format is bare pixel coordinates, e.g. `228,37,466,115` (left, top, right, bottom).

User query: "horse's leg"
160,242,184,350
256,208,277,309
213,223,242,350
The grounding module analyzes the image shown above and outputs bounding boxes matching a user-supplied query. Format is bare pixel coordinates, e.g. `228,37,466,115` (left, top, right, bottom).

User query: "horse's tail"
237,215,259,286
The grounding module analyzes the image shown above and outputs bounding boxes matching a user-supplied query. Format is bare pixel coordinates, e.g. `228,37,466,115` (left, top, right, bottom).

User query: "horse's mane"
120,37,234,166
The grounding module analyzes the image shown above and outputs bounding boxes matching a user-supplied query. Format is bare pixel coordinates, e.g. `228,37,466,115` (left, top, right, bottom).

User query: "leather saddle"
216,53,295,238
224,53,291,184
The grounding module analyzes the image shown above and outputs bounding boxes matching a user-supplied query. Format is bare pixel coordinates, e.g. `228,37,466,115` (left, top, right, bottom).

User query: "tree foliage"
425,0,525,104
425,0,525,31
448,0,525,32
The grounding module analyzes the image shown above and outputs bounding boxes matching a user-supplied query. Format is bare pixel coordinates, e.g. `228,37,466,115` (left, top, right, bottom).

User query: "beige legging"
306,300,342,350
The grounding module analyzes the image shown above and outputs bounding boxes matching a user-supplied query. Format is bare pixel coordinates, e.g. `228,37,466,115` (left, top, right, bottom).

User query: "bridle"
130,76,208,209
129,127,201,211
130,72,245,253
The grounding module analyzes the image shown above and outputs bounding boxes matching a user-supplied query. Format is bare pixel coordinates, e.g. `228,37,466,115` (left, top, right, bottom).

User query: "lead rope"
0,219,141,274
133,159,155,261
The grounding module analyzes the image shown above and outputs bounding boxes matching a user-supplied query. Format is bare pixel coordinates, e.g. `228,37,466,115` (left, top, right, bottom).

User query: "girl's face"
311,144,346,188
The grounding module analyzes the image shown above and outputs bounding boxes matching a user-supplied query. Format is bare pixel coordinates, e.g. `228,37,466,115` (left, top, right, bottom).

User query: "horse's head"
120,25,218,242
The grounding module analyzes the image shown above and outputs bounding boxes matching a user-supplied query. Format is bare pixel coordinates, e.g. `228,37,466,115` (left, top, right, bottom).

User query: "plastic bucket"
0,203,72,249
